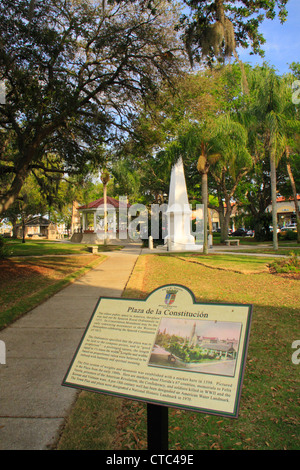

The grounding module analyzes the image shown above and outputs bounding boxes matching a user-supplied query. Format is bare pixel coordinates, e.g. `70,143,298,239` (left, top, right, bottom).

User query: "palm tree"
286,146,300,243
167,112,251,249
208,115,252,241
185,125,222,253
196,141,221,253
248,65,296,250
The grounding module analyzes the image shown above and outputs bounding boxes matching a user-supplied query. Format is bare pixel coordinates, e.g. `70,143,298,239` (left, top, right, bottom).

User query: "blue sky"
237,0,300,75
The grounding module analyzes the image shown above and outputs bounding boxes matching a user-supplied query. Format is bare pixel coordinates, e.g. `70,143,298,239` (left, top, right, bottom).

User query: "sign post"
63,284,252,448
147,404,168,450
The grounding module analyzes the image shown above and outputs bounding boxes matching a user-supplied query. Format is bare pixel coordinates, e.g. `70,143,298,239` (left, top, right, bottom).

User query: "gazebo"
70,196,131,244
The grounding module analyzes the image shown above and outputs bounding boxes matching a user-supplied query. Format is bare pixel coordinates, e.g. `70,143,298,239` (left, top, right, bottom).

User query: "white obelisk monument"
166,157,202,252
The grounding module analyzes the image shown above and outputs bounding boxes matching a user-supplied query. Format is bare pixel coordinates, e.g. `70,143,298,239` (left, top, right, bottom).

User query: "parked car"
280,225,297,233
230,228,248,237
246,229,255,237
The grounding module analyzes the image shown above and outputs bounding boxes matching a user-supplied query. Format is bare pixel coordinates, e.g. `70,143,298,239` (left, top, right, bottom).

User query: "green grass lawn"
56,252,299,451
0,251,107,329
212,234,299,250
0,239,123,330
3,239,122,257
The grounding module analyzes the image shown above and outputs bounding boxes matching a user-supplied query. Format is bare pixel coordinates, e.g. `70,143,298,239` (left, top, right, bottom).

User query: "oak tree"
0,0,183,215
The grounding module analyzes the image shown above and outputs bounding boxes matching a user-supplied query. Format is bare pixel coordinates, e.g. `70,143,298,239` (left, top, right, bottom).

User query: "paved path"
0,244,142,450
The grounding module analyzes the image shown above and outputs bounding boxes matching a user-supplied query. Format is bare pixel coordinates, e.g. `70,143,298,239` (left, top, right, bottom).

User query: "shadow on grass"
0,255,105,330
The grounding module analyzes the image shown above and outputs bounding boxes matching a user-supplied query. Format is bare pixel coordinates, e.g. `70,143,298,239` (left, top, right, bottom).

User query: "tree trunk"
218,209,226,243
217,196,231,243
286,148,300,244
0,176,25,216
219,207,231,242
208,208,213,235
270,152,278,250
0,148,35,216
202,172,208,254
224,206,232,240
22,217,26,244
12,221,18,239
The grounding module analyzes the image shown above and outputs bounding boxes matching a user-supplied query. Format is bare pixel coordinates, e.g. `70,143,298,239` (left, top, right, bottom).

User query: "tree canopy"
0,0,292,218
0,0,184,215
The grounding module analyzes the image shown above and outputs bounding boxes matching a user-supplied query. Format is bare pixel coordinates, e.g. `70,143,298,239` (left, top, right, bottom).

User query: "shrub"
270,251,300,273
279,229,298,241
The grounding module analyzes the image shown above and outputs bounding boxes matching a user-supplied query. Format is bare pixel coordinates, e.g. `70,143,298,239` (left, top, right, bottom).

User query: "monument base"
167,241,203,252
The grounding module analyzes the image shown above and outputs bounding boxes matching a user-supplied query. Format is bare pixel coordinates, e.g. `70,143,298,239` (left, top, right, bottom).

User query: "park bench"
88,246,98,253
225,239,240,246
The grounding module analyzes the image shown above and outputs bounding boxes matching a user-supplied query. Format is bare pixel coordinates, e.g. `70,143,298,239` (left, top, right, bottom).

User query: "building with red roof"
70,196,131,244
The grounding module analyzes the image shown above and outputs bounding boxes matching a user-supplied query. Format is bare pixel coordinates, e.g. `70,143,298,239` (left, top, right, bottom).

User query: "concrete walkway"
0,244,142,450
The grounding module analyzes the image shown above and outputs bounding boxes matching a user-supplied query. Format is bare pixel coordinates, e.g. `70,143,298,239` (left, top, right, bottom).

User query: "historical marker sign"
63,285,252,418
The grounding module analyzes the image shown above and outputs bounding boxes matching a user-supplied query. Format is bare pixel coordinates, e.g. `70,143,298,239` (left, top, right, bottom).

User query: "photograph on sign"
148,318,242,377
62,284,252,418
